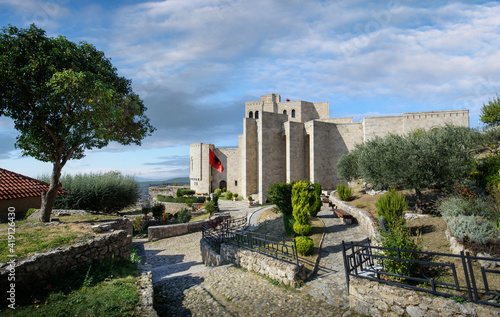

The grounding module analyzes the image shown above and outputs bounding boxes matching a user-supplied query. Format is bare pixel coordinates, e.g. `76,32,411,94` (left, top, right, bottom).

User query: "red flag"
209,149,224,173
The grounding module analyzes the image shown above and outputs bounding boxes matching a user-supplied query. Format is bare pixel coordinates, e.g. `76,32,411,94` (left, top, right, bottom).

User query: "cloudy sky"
1,0,499,181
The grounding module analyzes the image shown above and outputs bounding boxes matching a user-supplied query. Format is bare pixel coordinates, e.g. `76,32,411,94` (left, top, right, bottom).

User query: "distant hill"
136,177,190,201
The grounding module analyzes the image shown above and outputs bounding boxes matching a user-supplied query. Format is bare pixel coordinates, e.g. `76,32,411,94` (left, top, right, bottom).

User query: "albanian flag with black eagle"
209,149,224,173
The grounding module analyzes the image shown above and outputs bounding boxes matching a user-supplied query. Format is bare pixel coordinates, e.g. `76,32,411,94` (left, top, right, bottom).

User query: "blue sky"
1,0,500,181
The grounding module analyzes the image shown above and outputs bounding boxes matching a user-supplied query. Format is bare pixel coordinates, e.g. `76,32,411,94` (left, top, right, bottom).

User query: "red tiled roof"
0,168,68,200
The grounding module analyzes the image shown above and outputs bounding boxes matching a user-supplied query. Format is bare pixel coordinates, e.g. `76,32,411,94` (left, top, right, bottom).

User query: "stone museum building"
189,93,469,203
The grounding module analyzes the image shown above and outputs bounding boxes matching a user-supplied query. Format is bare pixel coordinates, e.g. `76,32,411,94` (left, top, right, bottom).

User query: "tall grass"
42,172,139,213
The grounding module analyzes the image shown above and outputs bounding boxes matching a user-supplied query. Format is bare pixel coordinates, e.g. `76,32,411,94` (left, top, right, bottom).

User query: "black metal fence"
342,239,500,308
201,215,299,266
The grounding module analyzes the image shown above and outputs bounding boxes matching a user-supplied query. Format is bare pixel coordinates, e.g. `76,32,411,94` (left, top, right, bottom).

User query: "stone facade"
190,93,469,203
349,276,500,317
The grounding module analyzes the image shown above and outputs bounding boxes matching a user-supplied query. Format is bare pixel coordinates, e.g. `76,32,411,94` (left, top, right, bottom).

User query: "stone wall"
0,220,132,297
349,276,500,317
149,185,190,204
220,243,307,287
330,192,379,241
200,238,224,266
148,215,219,241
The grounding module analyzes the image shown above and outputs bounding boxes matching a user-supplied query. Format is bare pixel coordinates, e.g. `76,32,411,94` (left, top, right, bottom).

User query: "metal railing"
342,239,500,308
201,215,299,266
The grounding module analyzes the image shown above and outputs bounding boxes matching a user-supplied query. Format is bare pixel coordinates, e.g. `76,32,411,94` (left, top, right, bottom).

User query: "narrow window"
291,109,295,118
283,110,287,115
249,111,253,118
255,111,259,119
235,180,238,186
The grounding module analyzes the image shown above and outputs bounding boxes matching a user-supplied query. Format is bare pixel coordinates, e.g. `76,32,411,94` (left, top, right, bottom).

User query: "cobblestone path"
139,202,367,316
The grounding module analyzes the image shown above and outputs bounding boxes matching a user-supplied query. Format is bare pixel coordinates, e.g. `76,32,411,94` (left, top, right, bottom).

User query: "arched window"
249,111,253,118
283,110,287,115
255,111,259,119
291,109,296,118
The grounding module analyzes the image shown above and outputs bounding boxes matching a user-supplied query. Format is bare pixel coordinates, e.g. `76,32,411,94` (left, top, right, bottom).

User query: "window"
283,110,287,115
249,111,253,118
291,109,295,118
255,111,259,119
235,180,238,186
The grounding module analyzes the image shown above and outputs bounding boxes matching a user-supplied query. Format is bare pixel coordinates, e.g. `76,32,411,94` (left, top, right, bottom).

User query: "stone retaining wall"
329,193,379,241
200,238,223,266
148,216,215,241
349,276,500,317
219,243,307,287
0,220,132,297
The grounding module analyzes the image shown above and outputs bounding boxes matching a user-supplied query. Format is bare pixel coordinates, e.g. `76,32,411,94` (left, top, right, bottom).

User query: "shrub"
48,172,139,213
283,213,295,236
204,201,217,216
223,188,227,193
225,191,233,200
185,198,193,208
293,222,311,236
295,236,314,256
234,193,239,200
309,183,322,217
214,189,222,197
268,182,294,215
378,217,421,279
151,203,165,221
196,196,207,203
292,181,311,236
132,216,146,234
176,207,192,223
176,189,183,198
212,193,219,208
375,189,408,229
438,195,500,222
22,208,37,220
447,215,498,244
176,189,195,197
141,205,151,217
248,196,253,201
336,183,353,201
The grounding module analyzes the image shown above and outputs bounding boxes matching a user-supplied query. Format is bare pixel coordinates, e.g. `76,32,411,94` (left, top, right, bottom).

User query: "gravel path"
139,201,367,316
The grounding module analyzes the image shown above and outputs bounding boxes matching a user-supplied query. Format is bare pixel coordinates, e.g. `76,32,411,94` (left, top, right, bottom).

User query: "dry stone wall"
0,219,132,298
349,276,500,317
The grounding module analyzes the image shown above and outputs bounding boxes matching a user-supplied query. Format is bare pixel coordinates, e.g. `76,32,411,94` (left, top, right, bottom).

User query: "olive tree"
0,25,155,222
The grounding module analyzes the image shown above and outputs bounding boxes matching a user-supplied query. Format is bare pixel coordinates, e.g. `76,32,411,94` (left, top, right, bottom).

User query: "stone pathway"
137,201,368,316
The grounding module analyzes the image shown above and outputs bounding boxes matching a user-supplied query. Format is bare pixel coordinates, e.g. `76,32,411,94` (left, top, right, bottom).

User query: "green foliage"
291,181,311,236
475,154,500,189
336,150,360,181
214,189,222,196
0,25,155,222
234,193,239,199
185,198,193,207
157,195,206,204
378,217,421,279
283,213,296,236
49,172,139,213
375,189,409,229
22,208,36,220
212,193,219,207
447,215,498,244
151,203,165,221
480,95,500,127
336,183,353,201
225,191,233,200
204,201,217,216
309,183,322,217
176,189,183,198
248,196,253,201
176,207,192,223
295,236,314,256
267,182,294,215
223,188,227,192
293,222,312,236
132,216,146,234
439,195,499,222
176,189,195,197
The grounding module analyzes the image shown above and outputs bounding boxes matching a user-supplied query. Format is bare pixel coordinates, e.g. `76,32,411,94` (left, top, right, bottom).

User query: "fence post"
466,252,479,303
460,251,474,301
342,241,350,295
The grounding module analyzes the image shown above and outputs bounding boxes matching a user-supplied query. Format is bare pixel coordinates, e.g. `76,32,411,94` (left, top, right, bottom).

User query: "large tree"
0,25,155,222
480,95,500,128
337,125,478,210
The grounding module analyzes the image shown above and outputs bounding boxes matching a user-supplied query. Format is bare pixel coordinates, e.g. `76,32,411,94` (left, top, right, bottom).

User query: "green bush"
22,208,37,220
225,191,233,200
292,181,311,236
48,172,139,213
204,201,217,216
234,193,239,200
176,189,195,197
293,222,312,236
214,189,222,196
336,183,353,201
157,195,206,204
283,213,295,236
212,193,219,208
447,215,498,244
132,216,146,234
176,189,183,198
378,217,421,279
185,198,193,208
268,182,295,215
295,236,314,256
375,189,408,229
439,196,499,222
248,196,253,202
475,154,500,189
309,183,322,217
176,207,192,223
151,203,165,221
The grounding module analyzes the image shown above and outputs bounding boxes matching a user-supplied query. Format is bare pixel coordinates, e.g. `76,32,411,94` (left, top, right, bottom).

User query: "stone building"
190,93,469,203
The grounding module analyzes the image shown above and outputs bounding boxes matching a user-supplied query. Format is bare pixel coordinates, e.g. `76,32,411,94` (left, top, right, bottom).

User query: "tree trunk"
39,162,62,222
415,188,423,212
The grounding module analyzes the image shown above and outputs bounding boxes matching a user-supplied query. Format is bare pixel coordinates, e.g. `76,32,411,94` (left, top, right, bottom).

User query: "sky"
1,0,500,181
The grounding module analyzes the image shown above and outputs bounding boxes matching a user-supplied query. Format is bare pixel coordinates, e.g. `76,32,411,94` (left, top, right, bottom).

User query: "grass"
0,220,95,262
0,259,140,316
189,213,210,223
